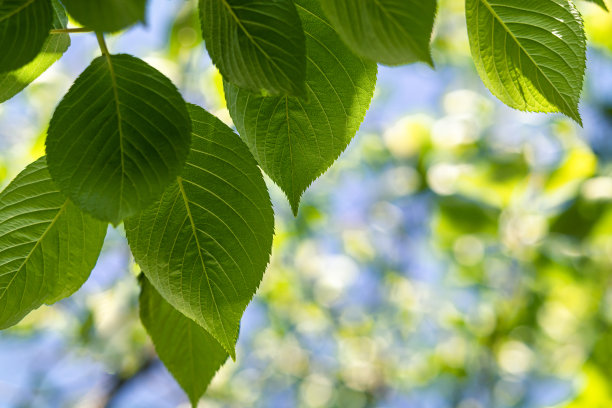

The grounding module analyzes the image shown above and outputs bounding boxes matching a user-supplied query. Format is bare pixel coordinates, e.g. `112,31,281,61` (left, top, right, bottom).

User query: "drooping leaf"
199,0,306,96
321,0,437,66
46,53,192,225
584,0,608,11
0,157,107,329
125,104,274,357
0,0,53,73
465,0,586,124
60,0,147,33
139,275,229,407
224,0,377,215
0,0,70,103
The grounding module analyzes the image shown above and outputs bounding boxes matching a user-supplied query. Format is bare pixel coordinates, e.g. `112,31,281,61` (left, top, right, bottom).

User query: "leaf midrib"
0,199,69,303
0,0,37,22
101,52,126,219
477,0,573,113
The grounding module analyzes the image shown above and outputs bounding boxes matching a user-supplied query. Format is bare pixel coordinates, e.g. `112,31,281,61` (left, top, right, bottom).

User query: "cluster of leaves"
0,0,607,404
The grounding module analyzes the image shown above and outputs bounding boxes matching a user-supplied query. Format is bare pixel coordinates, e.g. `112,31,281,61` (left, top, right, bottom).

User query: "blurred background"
2,0,612,407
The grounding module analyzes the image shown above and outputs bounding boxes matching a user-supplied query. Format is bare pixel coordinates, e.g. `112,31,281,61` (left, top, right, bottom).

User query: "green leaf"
584,0,609,11
321,0,437,66
465,0,586,124
139,275,229,407
0,157,107,329
45,53,192,225
0,0,70,103
0,0,53,73
199,0,306,96
125,104,274,357
225,0,377,215
60,0,147,33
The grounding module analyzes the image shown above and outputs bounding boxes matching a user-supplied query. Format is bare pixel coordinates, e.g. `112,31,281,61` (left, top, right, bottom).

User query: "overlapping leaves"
225,0,377,214
126,104,274,356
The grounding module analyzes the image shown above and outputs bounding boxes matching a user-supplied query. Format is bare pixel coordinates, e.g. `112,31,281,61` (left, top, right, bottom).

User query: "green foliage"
125,104,274,356
585,0,609,11
225,0,377,214
199,0,306,96
0,157,107,329
0,0,69,103
321,0,437,66
466,0,586,124
139,275,228,408
45,53,192,225
0,0,53,73
0,0,607,403
60,0,147,32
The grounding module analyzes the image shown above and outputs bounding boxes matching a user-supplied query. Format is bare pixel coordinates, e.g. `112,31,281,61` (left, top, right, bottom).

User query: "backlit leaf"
224,0,377,214
60,0,147,33
0,157,107,329
126,104,274,356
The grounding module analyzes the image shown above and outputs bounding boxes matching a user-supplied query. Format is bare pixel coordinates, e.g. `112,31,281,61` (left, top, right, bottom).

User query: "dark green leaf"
125,104,274,357
466,0,586,124
199,0,306,96
225,0,377,214
60,0,146,32
321,0,437,66
0,0,53,73
46,53,192,225
0,0,70,103
139,275,229,407
0,157,107,329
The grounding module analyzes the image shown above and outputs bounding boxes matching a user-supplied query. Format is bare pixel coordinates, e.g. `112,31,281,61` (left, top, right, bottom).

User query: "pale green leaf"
60,0,147,33
321,0,437,66
0,0,53,73
0,157,107,329
466,0,586,124
125,104,274,357
46,54,192,225
224,0,377,215
199,0,306,96
139,275,229,407
584,0,608,11
0,0,70,103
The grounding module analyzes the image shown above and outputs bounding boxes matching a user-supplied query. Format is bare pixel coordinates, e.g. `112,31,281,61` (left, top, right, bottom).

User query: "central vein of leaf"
0,0,37,23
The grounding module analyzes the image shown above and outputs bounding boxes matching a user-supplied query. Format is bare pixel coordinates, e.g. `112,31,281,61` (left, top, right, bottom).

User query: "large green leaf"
321,0,436,66
0,157,107,329
465,0,586,124
199,0,306,96
0,0,53,73
46,54,192,225
224,0,377,215
60,0,147,33
125,104,274,357
0,0,70,103
139,275,229,407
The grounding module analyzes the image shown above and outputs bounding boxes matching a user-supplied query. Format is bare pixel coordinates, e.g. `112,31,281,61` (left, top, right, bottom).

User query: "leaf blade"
125,104,274,356
321,0,437,66
60,0,147,32
45,54,192,225
139,275,229,407
465,0,586,124
0,157,107,329
0,0,70,103
199,0,307,96
0,0,53,73
224,0,377,214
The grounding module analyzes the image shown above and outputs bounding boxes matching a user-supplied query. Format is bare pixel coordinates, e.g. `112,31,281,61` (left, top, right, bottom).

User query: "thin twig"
50,27,94,34
96,32,110,56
